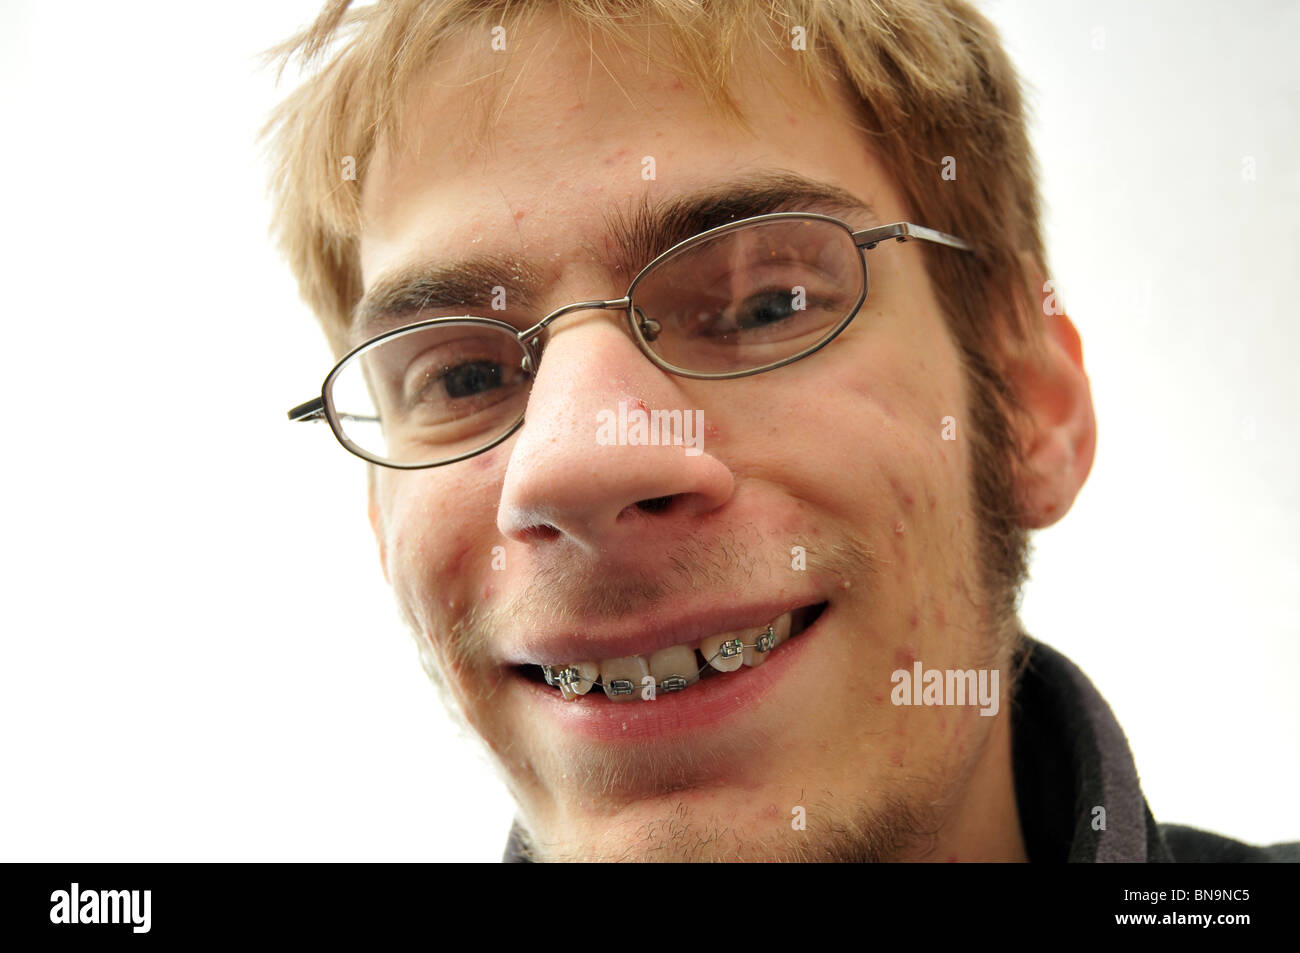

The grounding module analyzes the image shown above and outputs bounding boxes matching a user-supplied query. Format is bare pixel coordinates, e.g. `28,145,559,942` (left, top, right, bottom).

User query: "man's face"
360,17,1019,861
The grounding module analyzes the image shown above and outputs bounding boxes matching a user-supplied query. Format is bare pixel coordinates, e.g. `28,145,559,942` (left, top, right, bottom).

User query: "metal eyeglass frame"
287,211,973,469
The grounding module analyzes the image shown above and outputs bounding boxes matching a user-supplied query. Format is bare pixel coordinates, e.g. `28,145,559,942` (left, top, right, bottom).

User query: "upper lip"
502,595,827,666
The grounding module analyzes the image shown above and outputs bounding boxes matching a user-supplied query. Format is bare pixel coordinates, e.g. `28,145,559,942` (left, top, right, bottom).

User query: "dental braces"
540,625,778,699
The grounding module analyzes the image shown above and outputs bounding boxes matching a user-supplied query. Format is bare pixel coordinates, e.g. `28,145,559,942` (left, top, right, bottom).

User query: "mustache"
436,526,876,677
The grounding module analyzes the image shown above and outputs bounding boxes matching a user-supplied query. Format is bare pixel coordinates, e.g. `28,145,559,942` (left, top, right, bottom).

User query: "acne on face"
359,17,1013,859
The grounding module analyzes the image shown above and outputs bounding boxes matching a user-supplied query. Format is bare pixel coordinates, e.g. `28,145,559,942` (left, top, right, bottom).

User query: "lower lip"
510,606,829,743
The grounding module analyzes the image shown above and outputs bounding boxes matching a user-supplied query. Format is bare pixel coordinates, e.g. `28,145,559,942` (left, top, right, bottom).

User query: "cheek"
380,473,499,628
880,358,975,632
819,303,981,718
830,314,969,530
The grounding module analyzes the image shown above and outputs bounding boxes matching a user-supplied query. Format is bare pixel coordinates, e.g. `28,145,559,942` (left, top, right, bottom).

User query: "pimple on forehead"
603,146,633,167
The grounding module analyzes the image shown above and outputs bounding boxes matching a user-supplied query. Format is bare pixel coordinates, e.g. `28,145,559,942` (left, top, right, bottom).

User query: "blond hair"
265,0,1044,350
264,0,1046,641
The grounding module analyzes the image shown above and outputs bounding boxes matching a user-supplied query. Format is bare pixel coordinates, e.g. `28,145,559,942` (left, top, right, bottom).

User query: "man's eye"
694,288,823,338
735,290,798,329
438,360,503,399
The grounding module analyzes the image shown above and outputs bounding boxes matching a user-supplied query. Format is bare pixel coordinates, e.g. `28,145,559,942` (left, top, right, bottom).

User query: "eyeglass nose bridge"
520,296,633,342
517,295,639,373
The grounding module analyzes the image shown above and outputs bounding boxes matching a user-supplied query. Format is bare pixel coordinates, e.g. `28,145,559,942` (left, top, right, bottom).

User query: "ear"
367,464,390,583
1005,282,1098,529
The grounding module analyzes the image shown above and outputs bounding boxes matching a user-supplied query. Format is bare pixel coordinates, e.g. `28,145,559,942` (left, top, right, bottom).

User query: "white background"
1,1,1296,861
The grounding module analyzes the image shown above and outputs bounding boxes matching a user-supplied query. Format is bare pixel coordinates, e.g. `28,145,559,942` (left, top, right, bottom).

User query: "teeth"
772,610,792,646
700,631,745,672
571,661,599,696
548,663,597,701
548,609,806,699
741,625,771,668
648,644,699,689
743,611,792,667
600,656,649,702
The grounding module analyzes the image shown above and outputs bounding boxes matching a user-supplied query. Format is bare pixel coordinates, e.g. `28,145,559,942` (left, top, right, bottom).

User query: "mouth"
513,601,828,702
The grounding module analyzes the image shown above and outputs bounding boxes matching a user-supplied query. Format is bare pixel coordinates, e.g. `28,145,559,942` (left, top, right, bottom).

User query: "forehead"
358,12,891,294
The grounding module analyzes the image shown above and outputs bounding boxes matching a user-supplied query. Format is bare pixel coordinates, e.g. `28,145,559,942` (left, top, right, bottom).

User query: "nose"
496,306,734,554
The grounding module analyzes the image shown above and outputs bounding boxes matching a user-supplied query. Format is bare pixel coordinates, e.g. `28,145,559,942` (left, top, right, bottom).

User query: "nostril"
518,523,561,542
635,495,675,514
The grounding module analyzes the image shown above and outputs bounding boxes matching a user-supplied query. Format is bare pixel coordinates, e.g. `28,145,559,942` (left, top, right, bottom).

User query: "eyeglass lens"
329,217,864,465
630,217,863,373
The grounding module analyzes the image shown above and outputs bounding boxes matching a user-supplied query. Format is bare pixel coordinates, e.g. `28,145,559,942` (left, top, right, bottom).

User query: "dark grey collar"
1011,638,1170,862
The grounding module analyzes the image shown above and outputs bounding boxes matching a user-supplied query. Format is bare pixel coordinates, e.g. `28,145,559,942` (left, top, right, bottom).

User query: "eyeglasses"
287,212,972,468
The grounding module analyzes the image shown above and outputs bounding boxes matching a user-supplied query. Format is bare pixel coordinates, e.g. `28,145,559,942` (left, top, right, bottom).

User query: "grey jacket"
1013,638,1296,862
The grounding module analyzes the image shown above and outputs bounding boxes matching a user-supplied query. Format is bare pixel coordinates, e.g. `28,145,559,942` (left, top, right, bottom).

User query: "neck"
913,703,1026,861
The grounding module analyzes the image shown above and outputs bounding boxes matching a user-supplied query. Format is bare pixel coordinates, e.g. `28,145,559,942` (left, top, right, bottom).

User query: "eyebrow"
351,170,879,341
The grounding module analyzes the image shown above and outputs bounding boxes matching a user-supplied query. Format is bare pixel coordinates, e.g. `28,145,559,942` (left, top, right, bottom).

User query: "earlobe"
1008,304,1098,530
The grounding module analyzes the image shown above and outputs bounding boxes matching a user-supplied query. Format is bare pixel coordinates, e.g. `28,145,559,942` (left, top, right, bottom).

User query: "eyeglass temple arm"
287,397,378,425
288,397,325,422
852,222,972,252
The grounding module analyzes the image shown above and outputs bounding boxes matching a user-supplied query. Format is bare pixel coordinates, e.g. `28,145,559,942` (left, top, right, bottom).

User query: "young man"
268,0,1294,861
